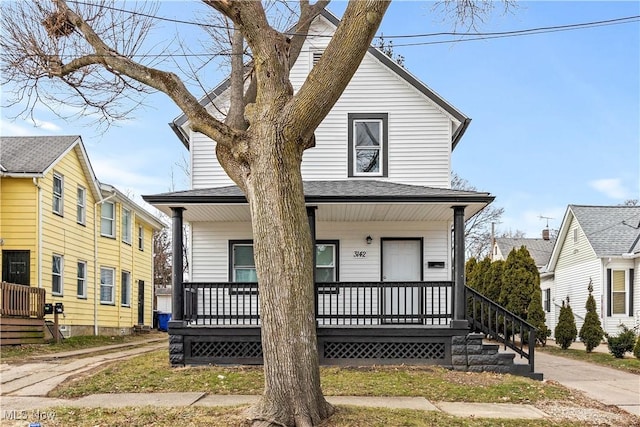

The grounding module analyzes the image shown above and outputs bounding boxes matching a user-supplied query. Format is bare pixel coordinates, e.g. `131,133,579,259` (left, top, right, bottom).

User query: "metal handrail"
465,285,537,373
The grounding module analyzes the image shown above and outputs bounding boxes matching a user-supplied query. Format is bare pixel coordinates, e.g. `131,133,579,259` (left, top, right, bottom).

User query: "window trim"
100,201,116,238
76,186,86,225
52,254,63,296
100,266,115,305
608,268,630,316
347,113,388,178
229,240,257,295
77,260,87,299
121,270,131,307
122,207,132,245
52,173,64,216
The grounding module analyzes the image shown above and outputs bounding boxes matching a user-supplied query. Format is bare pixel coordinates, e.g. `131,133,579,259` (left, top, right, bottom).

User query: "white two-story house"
143,10,538,376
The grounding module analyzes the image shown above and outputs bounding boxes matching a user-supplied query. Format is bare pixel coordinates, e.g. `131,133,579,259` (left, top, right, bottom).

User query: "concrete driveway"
535,349,640,416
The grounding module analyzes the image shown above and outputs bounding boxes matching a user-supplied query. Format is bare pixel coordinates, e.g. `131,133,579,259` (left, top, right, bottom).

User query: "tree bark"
242,120,332,427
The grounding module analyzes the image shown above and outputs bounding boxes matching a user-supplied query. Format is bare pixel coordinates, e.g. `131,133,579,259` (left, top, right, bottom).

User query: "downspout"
94,192,117,335
32,178,43,288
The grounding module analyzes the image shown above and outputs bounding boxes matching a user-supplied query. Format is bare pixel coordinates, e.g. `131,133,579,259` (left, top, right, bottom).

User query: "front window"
101,202,115,237
121,271,131,306
122,208,132,244
348,113,388,177
52,254,63,295
315,242,337,282
611,270,627,315
52,173,64,215
100,267,115,304
77,261,87,298
77,186,86,225
232,243,257,282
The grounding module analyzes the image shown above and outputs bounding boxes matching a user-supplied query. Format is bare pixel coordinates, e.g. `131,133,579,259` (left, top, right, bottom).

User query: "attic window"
311,50,323,68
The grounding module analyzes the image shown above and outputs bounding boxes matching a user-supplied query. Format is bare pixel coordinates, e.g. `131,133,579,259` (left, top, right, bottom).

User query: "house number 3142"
353,251,367,258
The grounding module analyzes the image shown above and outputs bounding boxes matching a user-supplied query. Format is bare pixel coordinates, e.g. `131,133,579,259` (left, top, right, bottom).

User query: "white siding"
190,16,454,189
552,216,600,337
189,219,452,326
190,220,452,282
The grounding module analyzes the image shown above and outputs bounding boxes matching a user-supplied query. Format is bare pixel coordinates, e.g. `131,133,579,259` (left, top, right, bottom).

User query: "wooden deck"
0,282,46,345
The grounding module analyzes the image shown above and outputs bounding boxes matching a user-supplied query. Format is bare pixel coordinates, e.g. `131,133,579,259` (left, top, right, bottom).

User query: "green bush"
634,335,640,359
606,324,636,358
527,289,550,346
578,284,604,352
554,301,577,350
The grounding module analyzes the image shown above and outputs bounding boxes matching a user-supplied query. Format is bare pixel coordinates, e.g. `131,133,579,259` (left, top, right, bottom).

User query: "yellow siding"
3,145,160,335
0,178,38,284
40,148,98,329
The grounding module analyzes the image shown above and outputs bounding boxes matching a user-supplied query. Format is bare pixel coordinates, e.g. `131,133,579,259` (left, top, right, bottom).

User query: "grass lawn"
50,349,570,403
15,406,594,427
0,332,165,361
537,345,640,374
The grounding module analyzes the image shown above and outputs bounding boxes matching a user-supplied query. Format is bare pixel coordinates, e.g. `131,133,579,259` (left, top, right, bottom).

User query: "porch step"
0,317,45,346
134,325,153,334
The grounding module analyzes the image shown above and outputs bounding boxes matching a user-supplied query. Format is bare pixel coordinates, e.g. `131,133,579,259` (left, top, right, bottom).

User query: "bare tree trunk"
243,122,332,427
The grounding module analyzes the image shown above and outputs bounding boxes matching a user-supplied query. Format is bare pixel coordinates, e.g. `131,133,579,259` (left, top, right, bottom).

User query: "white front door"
382,239,422,323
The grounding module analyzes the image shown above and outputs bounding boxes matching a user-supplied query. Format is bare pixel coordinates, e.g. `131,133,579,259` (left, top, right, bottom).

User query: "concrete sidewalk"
0,392,551,420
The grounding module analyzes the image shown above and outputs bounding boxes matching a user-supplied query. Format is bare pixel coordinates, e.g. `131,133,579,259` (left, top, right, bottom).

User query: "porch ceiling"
144,180,494,223
153,202,487,223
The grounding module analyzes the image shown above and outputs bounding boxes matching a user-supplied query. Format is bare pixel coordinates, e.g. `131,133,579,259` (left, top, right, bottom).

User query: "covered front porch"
144,181,539,375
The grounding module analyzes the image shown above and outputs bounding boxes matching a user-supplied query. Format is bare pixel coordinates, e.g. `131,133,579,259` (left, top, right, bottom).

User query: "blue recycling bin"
157,312,172,332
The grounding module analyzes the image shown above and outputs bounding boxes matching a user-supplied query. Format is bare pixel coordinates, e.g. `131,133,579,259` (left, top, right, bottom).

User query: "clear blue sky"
2,1,639,237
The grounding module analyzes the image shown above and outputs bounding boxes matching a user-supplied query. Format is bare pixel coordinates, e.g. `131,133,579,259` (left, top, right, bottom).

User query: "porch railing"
183,281,454,326
465,285,536,373
0,282,46,318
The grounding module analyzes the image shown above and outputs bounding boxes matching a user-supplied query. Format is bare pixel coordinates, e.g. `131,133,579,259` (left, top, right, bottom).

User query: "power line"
67,0,639,42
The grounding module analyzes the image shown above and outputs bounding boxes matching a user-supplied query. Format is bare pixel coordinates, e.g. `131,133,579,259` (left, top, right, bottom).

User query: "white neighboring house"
545,205,640,337
492,234,555,272
143,10,505,369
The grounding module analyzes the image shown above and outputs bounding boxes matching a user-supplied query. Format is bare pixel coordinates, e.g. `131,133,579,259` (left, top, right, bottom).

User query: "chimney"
542,228,550,240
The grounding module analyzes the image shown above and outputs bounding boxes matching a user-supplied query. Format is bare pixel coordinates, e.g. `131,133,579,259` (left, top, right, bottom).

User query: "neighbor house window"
608,268,634,317
77,261,87,298
138,225,144,251
100,267,115,304
122,208,132,244
52,173,64,215
77,186,86,225
52,254,63,295
121,271,131,306
101,202,115,237
543,288,551,313
611,270,627,315
348,113,388,177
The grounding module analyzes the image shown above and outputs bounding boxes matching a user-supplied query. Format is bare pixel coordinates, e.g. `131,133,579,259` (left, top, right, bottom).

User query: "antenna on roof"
539,215,554,240
538,215,553,228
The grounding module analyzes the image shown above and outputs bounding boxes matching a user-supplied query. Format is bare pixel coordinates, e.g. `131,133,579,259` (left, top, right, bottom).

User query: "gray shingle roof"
496,238,555,268
570,205,640,256
0,135,80,174
145,180,493,203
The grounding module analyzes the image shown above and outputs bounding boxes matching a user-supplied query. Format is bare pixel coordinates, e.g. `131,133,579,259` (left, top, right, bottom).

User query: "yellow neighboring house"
0,135,165,336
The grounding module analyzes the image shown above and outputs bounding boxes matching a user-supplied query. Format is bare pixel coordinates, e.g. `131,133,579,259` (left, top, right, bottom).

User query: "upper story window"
122,208,132,244
77,186,86,225
348,113,388,177
52,173,64,216
138,225,144,251
101,201,115,237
